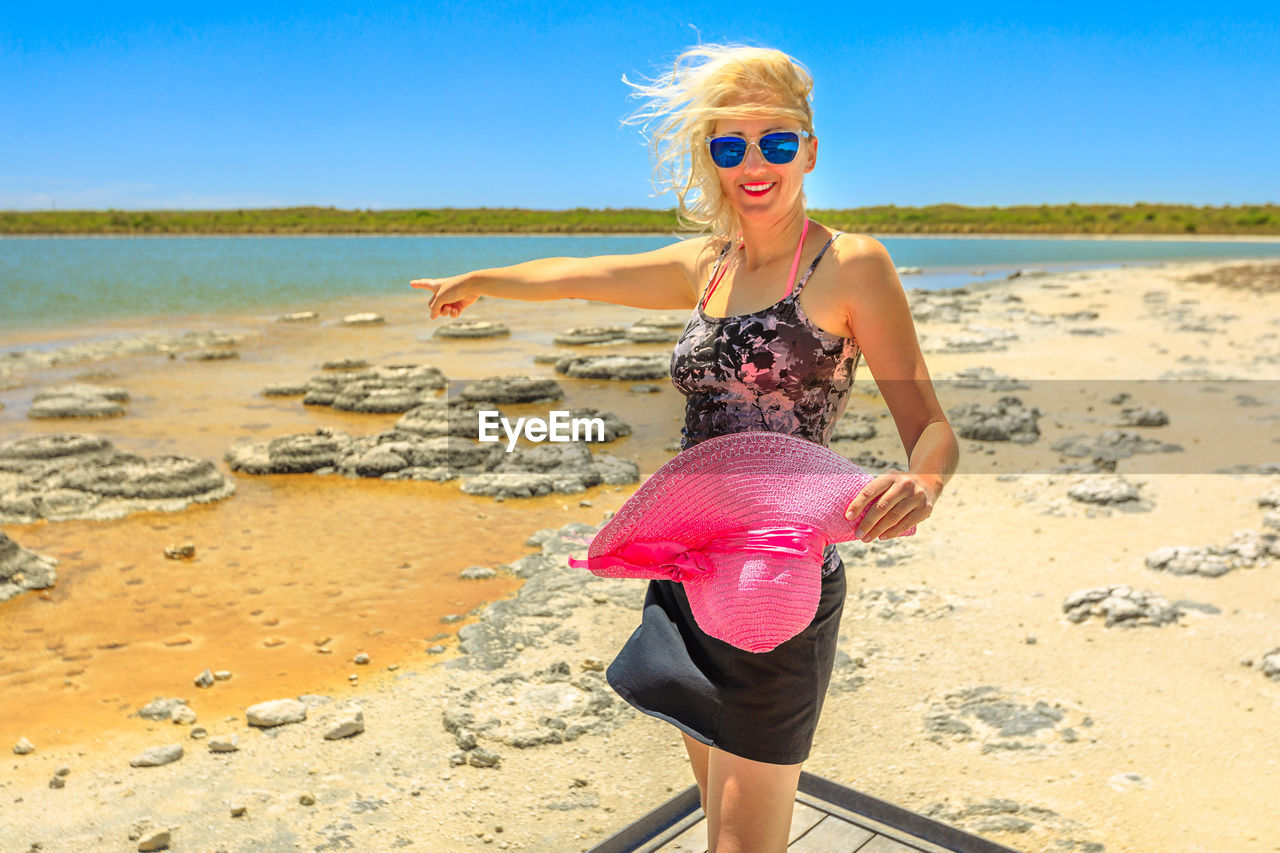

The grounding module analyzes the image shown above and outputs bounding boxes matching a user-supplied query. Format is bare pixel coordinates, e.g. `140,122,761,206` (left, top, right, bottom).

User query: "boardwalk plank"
787,802,828,843
855,834,925,852
652,816,705,852
789,814,876,851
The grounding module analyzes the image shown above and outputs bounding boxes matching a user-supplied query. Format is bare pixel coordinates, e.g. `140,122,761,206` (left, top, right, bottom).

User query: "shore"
6,231,1280,241
2,258,1279,852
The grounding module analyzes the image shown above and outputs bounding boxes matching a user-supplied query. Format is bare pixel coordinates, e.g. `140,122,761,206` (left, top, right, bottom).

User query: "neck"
735,207,809,270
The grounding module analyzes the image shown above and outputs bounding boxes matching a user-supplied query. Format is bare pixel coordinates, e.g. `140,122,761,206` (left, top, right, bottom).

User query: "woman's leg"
704,747,803,853
681,732,711,811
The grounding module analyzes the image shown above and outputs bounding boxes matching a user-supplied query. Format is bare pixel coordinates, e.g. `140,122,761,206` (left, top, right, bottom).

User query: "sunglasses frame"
703,129,813,169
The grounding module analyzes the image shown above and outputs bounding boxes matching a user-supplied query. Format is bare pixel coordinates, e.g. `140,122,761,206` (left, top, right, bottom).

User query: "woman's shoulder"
649,233,731,278
815,230,901,299
823,230,892,264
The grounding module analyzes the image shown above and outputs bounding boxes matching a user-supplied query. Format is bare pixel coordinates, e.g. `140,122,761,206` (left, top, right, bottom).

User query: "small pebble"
137,828,171,851
354,653,370,665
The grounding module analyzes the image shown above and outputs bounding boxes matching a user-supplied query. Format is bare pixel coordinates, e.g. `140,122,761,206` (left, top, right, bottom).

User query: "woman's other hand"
844,470,939,541
410,274,479,319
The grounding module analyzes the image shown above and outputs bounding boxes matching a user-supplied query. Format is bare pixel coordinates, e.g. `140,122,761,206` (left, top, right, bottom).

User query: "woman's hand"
410,274,480,319
844,470,939,542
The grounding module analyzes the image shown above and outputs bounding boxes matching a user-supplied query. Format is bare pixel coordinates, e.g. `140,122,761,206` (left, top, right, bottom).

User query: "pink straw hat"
569,431,916,653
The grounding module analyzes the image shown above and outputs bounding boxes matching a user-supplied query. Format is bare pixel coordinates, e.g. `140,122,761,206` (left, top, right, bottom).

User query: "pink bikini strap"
781,218,811,299
699,219,812,311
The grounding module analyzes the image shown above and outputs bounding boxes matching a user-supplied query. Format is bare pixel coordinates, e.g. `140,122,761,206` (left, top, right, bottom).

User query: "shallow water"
0,291,687,751
6,233,1280,330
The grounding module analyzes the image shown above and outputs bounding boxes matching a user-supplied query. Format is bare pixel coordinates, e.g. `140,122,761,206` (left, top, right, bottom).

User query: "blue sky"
3,2,1278,210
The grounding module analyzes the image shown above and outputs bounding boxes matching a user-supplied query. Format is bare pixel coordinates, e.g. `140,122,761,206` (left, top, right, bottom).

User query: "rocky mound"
553,354,669,381
0,531,59,603
299,364,448,413
225,429,638,498
1062,585,1181,627
29,384,130,419
458,376,564,404
433,321,511,339
0,435,234,524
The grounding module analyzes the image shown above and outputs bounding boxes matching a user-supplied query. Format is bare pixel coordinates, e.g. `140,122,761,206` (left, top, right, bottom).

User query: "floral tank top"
669,231,862,578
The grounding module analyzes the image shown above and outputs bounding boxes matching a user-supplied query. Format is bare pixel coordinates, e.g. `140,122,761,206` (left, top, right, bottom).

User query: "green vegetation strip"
2,204,1278,236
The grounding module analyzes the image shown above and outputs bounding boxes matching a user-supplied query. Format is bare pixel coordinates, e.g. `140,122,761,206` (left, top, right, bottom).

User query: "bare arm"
411,237,712,319
838,236,960,538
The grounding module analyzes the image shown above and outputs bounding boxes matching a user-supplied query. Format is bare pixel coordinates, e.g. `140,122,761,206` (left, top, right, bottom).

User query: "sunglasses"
704,130,811,168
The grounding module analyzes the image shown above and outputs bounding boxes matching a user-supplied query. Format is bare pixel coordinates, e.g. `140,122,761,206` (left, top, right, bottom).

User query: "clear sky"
3,2,1278,210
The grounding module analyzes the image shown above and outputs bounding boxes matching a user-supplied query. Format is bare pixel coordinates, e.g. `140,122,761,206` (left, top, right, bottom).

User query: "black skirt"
606,546,846,765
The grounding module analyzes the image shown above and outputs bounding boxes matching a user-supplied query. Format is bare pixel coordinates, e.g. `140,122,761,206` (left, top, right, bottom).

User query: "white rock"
324,710,365,740
246,698,307,727
208,734,239,753
341,313,385,326
137,827,172,851
129,744,183,767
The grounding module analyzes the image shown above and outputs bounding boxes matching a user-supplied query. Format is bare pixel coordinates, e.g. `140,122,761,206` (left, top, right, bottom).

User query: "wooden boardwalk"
588,772,1022,853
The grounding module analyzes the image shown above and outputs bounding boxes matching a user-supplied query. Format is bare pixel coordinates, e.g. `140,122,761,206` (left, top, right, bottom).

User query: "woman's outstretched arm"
411,237,711,319
836,235,960,540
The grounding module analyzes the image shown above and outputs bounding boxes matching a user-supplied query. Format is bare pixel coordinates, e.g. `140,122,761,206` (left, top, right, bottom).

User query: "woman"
413,44,958,853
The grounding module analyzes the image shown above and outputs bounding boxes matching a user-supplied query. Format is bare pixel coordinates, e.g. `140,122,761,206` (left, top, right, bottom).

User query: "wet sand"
2,258,1279,852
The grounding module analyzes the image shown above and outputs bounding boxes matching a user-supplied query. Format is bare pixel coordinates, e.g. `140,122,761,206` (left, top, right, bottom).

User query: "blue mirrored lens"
760,133,800,164
708,137,747,167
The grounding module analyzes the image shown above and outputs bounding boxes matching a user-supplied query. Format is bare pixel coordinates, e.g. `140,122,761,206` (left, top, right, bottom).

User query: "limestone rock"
1063,585,1181,627
434,320,510,339
246,698,307,727
554,353,669,381
129,744,183,767
0,531,58,603
29,383,129,419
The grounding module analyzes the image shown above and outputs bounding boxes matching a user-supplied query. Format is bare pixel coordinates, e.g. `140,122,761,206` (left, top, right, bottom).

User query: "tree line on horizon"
1,203,1277,236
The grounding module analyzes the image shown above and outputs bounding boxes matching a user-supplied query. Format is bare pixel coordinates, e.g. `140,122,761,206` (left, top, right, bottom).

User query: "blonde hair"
621,44,816,240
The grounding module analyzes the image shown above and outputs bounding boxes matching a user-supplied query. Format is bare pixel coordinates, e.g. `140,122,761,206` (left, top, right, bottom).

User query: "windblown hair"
621,44,815,240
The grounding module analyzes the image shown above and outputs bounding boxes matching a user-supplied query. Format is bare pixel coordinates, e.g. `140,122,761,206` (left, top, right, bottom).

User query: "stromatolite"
458,376,564,404
553,353,669,380
226,428,637,497
0,531,59,603
552,325,628,346
0,434,234,524
433,321,511,339
299,364,448,412
947,396,1042,443
29,384,130,419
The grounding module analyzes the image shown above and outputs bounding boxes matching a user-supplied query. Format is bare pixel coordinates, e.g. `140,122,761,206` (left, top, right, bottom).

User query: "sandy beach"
2,257,1279,853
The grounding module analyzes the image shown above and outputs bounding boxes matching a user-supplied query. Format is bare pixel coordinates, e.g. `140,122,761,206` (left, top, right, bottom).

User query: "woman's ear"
805,136,818,174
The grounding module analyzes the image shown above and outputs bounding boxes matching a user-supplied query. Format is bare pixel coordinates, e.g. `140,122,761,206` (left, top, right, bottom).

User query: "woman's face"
710,114,817,225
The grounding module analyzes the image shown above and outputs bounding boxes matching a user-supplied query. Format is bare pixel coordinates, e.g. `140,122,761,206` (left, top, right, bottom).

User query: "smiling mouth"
741,182,776,197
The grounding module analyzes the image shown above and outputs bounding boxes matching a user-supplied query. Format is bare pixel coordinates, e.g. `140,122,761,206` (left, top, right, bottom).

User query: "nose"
740,142,769,171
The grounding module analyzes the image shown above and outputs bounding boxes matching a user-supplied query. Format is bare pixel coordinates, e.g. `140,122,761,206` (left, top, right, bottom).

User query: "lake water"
3,234,1279,331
